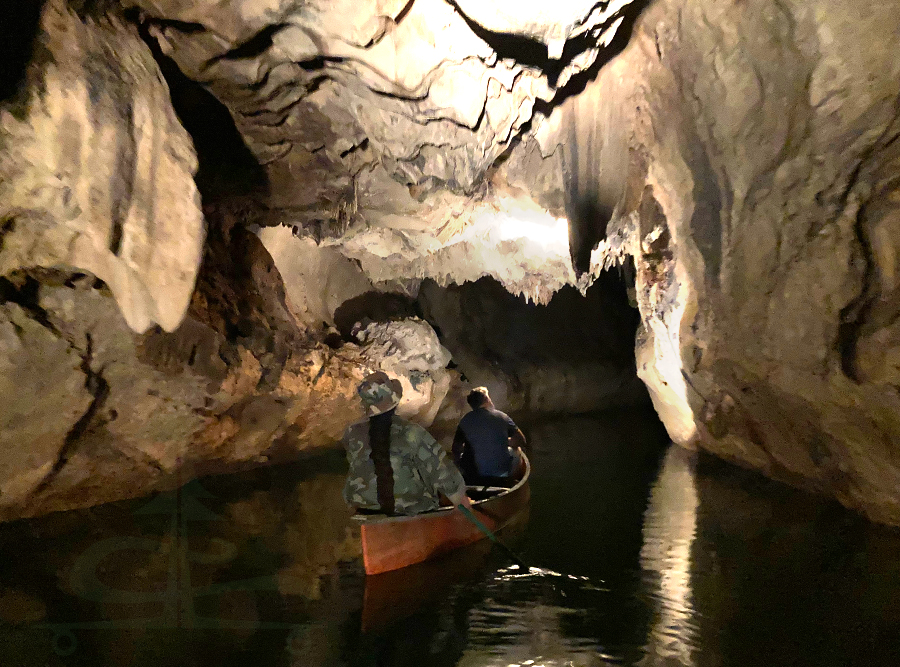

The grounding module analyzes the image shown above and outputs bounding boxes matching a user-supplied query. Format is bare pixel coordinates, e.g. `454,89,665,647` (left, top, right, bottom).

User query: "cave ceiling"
0,0,637,336
132,0,634,299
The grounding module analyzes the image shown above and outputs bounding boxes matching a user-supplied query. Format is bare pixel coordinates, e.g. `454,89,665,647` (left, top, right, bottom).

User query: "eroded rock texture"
132,0,630,189
0,0,204,333
0,207,462,521
584,0,900,524
129,0,635,303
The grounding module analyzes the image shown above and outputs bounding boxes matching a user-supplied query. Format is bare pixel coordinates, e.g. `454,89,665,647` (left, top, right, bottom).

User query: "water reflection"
689,456,900,667
3,409,900,667
398,410,672,667
638,446,698,667
0,451,360,666
459,567,618,667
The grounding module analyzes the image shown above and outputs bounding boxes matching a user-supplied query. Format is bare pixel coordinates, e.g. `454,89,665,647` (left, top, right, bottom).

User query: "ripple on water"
458,566,623,667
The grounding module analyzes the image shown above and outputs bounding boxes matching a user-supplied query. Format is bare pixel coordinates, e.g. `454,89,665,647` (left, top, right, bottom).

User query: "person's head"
466,386,493,410
357,371,403,417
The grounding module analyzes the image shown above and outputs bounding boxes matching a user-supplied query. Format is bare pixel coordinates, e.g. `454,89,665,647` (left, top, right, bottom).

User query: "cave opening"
328,268,650,419
416,270,649,416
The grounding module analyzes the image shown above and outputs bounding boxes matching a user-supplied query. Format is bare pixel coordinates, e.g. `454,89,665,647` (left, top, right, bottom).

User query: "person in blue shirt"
452,387,526,485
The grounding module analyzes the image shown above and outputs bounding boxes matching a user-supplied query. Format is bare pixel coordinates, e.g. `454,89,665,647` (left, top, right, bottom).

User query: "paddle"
457,504,527,569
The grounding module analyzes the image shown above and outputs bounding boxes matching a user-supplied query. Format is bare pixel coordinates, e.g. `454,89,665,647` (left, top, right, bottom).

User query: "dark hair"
368,408,396,514
467,387,489,409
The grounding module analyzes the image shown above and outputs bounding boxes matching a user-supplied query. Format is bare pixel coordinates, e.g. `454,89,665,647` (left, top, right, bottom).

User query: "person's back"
343,416,463,515
342,371,470,516
457,407,516,476
454,387,526,482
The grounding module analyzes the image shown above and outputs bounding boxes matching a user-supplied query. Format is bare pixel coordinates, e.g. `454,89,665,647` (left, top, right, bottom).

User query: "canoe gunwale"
358,452,531,574
352,452,531,526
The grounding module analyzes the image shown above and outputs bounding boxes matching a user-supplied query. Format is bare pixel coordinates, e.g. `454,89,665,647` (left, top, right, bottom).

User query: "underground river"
1,406,898,666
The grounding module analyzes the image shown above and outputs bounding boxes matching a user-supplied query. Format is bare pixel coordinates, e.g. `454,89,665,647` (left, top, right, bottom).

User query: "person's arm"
504,413,526,452
510,427,526,452
341,423,366,507
452,426,466,465
412,426,472,510
447,487,474,510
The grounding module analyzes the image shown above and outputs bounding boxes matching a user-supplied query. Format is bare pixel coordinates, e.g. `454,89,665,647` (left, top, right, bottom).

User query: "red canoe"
357,452,531,575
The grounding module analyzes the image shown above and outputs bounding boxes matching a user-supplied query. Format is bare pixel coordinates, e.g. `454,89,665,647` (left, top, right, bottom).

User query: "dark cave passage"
416,270,648,416
325,267,649,419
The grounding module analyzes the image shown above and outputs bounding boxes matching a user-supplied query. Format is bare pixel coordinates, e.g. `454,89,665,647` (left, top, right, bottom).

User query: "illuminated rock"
0,0,203,333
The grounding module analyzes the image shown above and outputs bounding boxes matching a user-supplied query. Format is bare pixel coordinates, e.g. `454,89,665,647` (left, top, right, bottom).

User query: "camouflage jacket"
342,418,466,515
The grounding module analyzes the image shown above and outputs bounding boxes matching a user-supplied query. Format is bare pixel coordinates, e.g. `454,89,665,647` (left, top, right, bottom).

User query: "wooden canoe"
357,452,531,575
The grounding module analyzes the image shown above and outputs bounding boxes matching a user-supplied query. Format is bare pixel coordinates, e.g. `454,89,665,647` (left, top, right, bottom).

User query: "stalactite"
561,66,629,276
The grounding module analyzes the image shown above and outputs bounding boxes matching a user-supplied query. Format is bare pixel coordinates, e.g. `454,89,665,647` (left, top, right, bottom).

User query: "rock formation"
0,0,204,333
1,0,899,527
600,0,900,525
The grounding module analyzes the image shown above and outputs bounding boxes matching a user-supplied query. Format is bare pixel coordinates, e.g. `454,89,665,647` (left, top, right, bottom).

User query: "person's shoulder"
396,420,437,444
344,420,368,439
489,408,517,425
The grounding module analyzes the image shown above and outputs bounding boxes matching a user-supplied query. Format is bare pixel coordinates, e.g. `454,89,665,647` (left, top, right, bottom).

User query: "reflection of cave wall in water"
418,271,649,415
0,450,361,664
688,455,900,666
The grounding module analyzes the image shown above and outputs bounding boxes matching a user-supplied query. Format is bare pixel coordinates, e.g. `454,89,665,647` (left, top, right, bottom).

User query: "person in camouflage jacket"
342,371,471,516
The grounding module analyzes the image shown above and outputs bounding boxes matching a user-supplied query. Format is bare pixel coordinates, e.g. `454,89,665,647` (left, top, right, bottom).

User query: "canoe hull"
360,454,531,575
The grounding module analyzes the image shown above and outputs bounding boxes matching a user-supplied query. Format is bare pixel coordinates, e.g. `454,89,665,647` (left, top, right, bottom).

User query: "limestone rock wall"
257,226,375,331
129,0,633,195
0,0,204,333
0,208,461,522
582,0,900,524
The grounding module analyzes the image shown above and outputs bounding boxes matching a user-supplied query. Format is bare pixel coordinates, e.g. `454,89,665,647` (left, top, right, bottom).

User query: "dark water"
2,407,900,666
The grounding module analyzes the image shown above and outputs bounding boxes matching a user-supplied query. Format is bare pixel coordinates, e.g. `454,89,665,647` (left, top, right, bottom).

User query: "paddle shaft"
457,504,526,568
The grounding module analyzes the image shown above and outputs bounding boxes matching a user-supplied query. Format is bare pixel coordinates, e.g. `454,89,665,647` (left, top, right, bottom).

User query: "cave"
0,0,899,663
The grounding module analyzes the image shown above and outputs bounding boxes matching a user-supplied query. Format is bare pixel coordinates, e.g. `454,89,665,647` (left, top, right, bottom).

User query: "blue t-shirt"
458,407,518,476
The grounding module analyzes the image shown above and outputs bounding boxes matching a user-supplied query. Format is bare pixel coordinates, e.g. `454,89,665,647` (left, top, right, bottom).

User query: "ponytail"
368,408,396,514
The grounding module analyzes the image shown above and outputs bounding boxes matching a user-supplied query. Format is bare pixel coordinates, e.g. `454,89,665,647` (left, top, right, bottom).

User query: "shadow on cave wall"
557,1,653,275
333,291,419,341
138,24,268,202
0,0,45,110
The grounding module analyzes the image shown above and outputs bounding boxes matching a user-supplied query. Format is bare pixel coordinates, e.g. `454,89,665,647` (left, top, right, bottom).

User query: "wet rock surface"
0,208,462,521
587,0,900,524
